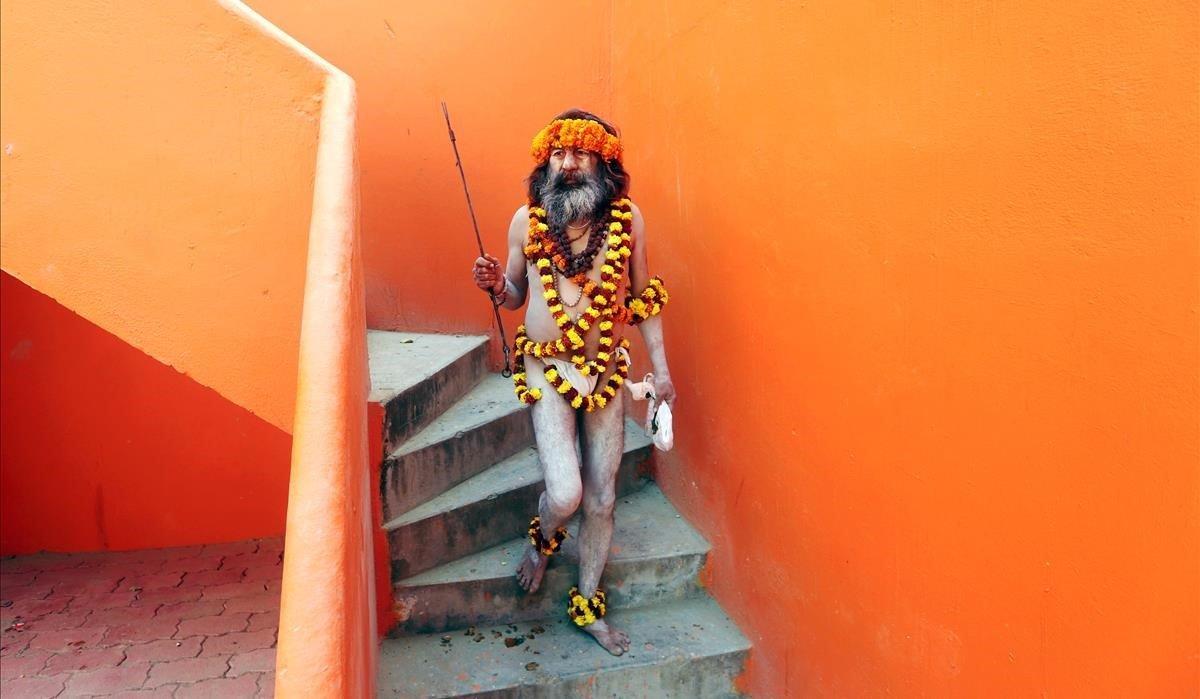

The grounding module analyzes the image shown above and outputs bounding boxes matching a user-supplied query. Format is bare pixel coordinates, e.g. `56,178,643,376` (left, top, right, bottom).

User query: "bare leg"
516,361,582,594
576,387,631,655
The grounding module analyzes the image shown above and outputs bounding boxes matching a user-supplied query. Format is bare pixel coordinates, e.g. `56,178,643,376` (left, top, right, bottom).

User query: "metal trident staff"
441,101,513,377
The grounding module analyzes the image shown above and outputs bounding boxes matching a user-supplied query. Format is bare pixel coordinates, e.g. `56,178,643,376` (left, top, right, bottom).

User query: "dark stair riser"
409,650,748,699
382,408,534,521
381,342,488,451
391,550,707,636
388,447,652,580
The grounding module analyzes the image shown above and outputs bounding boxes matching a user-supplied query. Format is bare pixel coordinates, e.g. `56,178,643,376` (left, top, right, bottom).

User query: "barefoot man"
472,110,674,655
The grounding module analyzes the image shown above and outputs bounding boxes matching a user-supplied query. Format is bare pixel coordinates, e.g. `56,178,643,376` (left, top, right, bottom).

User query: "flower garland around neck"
511,197,671,412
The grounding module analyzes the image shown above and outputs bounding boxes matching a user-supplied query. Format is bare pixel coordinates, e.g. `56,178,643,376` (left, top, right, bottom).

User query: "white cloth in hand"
624,372,674,452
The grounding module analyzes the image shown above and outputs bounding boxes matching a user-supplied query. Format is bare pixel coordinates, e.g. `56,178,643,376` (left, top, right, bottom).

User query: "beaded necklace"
552,265,587,308
548,219,606,279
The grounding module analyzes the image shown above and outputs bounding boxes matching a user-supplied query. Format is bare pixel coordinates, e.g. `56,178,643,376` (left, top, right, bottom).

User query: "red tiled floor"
0,538,281,698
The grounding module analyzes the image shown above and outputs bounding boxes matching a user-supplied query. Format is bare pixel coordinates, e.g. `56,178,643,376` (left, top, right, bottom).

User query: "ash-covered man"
471,110,675,655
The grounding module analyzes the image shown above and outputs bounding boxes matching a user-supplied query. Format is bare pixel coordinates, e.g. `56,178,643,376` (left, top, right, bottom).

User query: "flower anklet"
528,516,568,556
567,586,608,627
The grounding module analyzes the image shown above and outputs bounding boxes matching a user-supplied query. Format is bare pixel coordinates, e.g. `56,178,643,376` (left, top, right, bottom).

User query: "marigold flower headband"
530,118,623,164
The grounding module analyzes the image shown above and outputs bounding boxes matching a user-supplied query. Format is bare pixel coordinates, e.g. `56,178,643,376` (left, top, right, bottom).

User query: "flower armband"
624,276,670,325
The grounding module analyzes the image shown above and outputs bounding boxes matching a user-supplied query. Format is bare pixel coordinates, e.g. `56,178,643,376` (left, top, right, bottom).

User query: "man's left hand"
653,374,677,410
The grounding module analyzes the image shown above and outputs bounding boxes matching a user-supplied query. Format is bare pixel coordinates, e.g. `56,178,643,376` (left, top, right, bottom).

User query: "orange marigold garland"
530,119,623,164
511,197,668,412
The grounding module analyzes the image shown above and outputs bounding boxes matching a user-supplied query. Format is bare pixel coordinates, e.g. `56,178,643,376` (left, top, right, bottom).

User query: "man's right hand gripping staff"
473,252,508,305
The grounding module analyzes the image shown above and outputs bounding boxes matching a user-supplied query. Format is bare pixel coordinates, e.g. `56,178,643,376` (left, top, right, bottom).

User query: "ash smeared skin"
473,114,677,657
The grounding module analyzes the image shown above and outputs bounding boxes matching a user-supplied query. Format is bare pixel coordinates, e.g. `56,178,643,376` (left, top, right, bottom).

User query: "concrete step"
368,330,489,451
382,374,534,521
384,420,652,581
391,483,709,635
377,595,751,699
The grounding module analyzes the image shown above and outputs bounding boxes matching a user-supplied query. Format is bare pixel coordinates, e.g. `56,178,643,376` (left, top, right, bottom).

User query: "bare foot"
516,544,550,593
581,619,630,656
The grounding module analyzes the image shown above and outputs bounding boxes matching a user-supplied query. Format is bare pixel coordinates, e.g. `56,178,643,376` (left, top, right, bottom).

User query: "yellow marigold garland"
567,586,608,627
523,200,634,370
531,119,623,164
511,197,669,412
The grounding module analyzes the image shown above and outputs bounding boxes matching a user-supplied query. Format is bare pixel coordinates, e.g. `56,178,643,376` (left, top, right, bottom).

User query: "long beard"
539,170,606,232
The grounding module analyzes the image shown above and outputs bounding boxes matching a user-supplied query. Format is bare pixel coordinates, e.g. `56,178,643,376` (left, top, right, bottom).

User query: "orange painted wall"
243,1,1198,693
0,0,327,432
1,271,292,554
245,0,612,335
611,2,1199,696
0,1,335,552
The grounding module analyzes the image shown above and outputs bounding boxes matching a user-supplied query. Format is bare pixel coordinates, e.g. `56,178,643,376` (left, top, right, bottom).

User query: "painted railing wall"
210,5,377,697
268,69,374,699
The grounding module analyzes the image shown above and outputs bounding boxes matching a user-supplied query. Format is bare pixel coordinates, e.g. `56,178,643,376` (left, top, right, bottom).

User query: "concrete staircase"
369,330,750,698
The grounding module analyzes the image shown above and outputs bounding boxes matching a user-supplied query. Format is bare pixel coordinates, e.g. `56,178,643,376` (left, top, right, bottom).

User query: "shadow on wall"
0,271,292,555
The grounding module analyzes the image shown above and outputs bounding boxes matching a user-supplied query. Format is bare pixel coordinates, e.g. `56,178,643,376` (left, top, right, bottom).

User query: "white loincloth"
541,346,630,398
